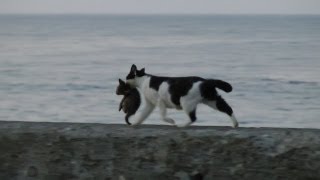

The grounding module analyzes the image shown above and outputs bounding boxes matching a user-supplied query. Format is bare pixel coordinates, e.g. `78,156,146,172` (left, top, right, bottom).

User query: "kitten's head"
126,64,146,86
116,79,132,95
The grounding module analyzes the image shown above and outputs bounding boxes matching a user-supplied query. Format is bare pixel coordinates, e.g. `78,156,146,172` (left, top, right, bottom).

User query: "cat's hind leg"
176,100,198,128
158,100,175,125
176,109,197,128
203,96,239,128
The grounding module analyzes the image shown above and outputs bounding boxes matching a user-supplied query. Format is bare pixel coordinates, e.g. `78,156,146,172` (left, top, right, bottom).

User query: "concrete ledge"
0,121,320,180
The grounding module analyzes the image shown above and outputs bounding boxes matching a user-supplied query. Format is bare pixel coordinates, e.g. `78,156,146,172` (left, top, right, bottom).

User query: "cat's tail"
207,79,232,93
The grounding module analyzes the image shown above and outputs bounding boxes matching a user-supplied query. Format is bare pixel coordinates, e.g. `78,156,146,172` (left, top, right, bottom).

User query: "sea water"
0,14,319,128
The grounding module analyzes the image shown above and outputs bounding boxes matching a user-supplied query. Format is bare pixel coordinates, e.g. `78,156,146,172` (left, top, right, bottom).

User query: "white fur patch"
180,82,202,112
231,113,239,128
158,82,177,109
140,77,159,105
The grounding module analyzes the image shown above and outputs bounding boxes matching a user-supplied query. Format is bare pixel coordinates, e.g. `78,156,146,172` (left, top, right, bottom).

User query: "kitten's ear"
119,79,125,85
130,64,137,73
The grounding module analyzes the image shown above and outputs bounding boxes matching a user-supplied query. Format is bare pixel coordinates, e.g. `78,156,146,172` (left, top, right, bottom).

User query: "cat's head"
126,64,146,87
116,79,132,95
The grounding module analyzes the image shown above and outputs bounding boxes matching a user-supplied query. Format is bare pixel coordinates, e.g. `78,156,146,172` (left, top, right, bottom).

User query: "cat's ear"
130,64,137,73
127,64,138,80
136,68,146,77
140,68,145,74
119,79,125,85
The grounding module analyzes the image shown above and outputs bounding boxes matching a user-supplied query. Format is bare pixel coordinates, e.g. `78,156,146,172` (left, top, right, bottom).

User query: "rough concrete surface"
0,121,319,180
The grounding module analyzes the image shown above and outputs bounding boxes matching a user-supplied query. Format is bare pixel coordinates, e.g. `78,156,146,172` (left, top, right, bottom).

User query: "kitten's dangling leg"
125,114,132,125
158,100,175,125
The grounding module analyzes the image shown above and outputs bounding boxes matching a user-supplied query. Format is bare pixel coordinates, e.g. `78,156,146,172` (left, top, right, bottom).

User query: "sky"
0,0,320,14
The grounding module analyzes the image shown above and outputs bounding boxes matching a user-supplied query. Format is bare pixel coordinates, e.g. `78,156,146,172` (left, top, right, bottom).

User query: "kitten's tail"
208,79,232,93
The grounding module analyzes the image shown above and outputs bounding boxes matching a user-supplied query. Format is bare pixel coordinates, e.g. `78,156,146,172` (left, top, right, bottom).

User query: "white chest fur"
140,77,159,105
138,78,177,109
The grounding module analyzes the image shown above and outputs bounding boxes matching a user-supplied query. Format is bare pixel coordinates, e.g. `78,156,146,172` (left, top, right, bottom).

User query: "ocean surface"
0,14,319,128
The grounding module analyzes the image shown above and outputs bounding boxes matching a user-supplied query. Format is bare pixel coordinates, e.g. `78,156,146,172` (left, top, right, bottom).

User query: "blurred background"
0,1,319,128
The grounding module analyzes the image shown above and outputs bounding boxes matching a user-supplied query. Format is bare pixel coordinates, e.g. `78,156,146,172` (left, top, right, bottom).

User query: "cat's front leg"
129,100,155,126
158,100,176,125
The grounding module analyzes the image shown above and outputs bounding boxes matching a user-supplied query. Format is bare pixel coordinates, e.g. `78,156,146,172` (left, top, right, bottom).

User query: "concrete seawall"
0,121,319,180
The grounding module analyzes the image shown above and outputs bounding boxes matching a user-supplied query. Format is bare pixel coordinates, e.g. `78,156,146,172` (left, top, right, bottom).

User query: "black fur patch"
149,76,203,106
168,77,203,106
216,95,233,116
189,109,197,122
200,80,218,101
126,71,135,80
126,64,137,80
211,79,232,93
136,68,145,77
149,76,169,91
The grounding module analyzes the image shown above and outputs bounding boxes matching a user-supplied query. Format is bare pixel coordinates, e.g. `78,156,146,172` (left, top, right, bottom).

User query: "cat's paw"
130,122,140,127
176,121,193,128
231,114,239,128
164,118,176,125
232,121,239,128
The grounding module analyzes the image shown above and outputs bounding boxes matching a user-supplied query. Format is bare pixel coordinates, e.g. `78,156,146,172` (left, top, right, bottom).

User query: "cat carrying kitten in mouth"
125,64,239,128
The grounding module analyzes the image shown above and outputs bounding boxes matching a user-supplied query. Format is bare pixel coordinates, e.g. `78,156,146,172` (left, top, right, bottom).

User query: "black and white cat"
126,64,239,128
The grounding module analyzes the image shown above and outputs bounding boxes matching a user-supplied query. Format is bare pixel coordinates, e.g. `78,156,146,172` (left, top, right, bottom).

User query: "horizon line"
0,12,320,16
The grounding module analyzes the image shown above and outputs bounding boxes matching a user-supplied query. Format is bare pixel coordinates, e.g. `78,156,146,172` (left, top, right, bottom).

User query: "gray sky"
0,0,320,14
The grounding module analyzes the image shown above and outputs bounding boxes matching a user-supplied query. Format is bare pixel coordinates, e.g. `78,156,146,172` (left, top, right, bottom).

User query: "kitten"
116,79,141,125
125,64,239,128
